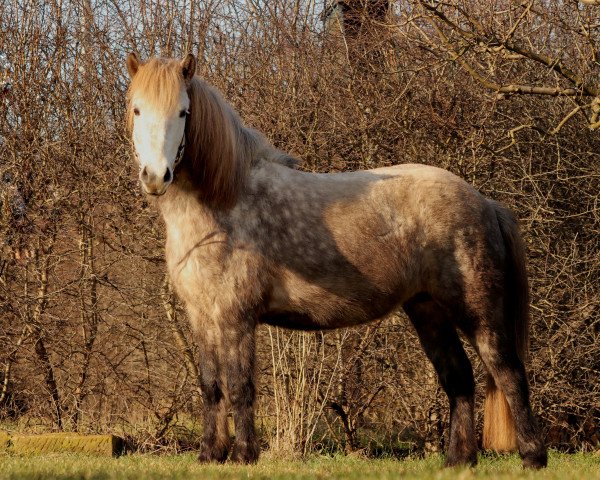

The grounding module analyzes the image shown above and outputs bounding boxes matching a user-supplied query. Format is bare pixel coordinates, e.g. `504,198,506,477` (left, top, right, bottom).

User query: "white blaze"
131,88,189,195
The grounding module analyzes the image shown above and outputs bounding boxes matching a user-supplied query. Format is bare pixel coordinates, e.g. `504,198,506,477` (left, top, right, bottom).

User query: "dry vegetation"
0,0,598,456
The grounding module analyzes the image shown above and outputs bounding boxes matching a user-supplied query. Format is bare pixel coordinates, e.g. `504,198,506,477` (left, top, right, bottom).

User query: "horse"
125,52,547,469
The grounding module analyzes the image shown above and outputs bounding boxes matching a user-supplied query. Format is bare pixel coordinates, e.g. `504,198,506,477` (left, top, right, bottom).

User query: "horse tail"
482,201,529,452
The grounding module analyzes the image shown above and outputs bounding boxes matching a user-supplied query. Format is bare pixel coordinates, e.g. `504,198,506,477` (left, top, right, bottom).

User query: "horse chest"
164,225,227,299
165,227,266,316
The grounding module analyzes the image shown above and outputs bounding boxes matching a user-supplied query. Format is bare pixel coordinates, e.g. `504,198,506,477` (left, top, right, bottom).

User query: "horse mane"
127,57,298,209
185,77,299,208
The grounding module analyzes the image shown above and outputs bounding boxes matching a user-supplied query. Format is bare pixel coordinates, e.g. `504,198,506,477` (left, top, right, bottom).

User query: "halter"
174,130,185,169
173,109,189,171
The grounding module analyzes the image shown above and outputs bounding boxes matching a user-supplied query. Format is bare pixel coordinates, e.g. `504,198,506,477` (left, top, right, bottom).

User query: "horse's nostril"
140,166,149,182
163,168,172,183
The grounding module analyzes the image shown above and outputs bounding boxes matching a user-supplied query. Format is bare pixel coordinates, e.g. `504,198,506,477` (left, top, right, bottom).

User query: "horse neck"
157,174,223,243
157,171,211,214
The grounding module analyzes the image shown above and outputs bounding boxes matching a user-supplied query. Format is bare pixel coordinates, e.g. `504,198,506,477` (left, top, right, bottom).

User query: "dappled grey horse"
125,52,547,468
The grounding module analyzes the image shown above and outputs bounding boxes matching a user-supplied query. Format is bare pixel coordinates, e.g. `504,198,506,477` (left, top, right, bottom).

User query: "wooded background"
0,0,598,455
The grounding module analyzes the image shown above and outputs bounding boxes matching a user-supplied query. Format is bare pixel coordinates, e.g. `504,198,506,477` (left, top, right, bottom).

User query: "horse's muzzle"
140,165,172,196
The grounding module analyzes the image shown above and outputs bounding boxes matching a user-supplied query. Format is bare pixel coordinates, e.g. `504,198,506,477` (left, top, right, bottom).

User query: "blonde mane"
127,57,296,208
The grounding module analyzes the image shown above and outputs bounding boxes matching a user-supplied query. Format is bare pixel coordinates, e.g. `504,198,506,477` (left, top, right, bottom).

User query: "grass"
0,451,597,480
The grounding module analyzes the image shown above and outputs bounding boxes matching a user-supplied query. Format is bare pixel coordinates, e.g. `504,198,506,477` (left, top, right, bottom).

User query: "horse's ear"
181,53,196,83
127,52,141,78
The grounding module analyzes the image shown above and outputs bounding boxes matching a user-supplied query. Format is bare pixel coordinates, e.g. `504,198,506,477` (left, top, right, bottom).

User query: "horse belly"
264,273,404,329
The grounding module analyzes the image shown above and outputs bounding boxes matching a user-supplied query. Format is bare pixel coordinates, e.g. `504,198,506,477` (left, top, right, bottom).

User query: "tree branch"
419,1,599,97
497,85,590,97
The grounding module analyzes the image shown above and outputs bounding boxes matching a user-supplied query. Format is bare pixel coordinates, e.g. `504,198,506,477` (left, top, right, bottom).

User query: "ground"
0,451,597,480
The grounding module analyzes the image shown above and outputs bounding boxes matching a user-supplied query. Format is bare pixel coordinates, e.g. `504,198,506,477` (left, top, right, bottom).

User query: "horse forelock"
126,57,185,133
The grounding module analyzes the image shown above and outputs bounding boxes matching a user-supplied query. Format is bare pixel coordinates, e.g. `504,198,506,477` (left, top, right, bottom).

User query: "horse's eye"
133,107,140,116
179,109,188,118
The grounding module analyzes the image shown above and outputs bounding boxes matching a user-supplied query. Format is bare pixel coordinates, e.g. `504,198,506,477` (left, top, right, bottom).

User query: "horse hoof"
197,451,228,463
522,451,547,469
197,442,229,463
444,453,477,468
230,440,260,464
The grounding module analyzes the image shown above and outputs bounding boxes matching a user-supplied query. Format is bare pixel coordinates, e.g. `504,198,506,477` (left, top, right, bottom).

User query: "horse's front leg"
222,316,259,464
192,310,231,463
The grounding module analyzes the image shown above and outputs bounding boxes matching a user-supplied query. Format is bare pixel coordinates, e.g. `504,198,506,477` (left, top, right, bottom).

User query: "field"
0,451,598,480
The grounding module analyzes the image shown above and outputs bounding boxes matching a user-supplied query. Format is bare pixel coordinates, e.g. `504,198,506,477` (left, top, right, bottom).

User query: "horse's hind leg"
473,326,546,468
404,294,477,467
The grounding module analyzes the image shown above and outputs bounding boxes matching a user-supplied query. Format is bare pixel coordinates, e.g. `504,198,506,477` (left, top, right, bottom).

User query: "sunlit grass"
0,450,597,480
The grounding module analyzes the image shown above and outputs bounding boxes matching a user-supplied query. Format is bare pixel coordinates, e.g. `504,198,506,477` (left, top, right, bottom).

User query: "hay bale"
3,433,123,456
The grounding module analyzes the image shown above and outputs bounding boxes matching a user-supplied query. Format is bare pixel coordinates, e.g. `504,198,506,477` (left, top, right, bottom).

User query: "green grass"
0,451,597,480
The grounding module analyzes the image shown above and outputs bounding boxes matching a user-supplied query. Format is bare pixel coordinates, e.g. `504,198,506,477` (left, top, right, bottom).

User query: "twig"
550,105,583,135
